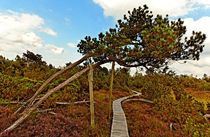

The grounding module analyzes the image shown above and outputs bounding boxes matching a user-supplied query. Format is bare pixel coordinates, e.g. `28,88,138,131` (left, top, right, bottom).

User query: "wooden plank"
111,91,141,137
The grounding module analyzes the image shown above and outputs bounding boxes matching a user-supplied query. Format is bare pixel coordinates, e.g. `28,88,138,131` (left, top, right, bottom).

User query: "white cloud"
0,12,44,48
93,0,210,77
40,28,57,36
183,17,210,55
184,17,210,41
93,0,210,19
3,10,44,30
188,56,210,67
193,0,210,8
45,44,64,54
93,0,194,19
170,59,210,77
0,10,58,59
67,43,76,48
169,17,210,77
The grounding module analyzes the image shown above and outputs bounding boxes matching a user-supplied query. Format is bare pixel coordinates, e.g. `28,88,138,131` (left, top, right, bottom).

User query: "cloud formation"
93,0,209,19
45,44,64,54
93,0,210,76
0,11,44,48
170,59,210,77
183,17,210,53
175,17,210,76
67,43,76,48
40,28,57,36
0,10,60,59
194,0,210,8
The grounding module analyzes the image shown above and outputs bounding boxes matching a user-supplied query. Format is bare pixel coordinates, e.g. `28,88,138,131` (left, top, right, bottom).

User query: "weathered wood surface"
88,64,95,128
204,114,210,120
0,62,104,135
111,91,141,137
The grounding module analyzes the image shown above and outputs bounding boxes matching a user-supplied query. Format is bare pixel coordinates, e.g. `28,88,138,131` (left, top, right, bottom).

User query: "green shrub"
184,116,210,137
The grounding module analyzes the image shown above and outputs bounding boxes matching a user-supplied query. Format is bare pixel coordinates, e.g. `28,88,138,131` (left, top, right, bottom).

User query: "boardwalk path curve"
111,91,141,137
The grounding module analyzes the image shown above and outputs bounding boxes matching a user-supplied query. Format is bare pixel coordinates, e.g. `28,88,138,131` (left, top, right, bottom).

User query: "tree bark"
88,64,95,128
108,61,115,119
14,53,93,114
1,62,102,135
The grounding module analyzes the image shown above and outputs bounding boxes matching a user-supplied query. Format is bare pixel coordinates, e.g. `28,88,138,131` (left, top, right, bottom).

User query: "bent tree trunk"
88,64,95,128
1,62,103,135
108,61,115,120
15,53,93,114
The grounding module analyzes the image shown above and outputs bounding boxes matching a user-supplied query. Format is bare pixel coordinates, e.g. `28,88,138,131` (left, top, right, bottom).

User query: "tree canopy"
0,5,208,135
77,5,206,72
23,50,46,65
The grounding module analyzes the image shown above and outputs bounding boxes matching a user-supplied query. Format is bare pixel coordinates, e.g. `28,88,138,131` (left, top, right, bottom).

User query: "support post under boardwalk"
88,64,95,128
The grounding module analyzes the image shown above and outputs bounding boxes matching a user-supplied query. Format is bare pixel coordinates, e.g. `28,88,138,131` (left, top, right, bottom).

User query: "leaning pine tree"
1,5,206,135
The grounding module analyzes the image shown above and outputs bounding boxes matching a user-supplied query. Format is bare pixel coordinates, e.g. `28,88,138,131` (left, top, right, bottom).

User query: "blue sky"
0,0,210,77
0,0,115,64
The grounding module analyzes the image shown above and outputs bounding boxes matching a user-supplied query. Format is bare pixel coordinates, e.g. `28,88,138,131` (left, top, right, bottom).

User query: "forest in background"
0,51,209,136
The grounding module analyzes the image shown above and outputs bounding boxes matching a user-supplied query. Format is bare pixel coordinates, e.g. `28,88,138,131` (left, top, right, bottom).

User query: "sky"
0,0,210,77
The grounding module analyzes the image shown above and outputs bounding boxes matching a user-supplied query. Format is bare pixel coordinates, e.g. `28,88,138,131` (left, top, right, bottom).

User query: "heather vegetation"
126,73,210,136
0,53,209,136
0,4,209,136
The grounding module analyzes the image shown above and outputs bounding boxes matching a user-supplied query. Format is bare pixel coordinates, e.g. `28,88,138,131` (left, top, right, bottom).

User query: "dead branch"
74,100,90,104
56,100,93,105
49,112,56,115
35,108,53,113
35,108,56,115
4,100,90,105
0,101,25,105
0,62,104,135
204,114,210,121
1,99,94,107
14,53,93,114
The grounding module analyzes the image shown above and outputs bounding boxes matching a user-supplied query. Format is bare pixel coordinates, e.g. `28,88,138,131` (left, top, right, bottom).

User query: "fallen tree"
2,100,92,105
14,53,94,114
0,62,105,135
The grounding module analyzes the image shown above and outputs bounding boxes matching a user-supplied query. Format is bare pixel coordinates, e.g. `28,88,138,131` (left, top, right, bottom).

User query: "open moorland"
0,53,209,136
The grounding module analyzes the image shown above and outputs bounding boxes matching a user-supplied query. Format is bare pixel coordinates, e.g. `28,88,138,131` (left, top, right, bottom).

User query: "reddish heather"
123,101,183,137
0,90,129,136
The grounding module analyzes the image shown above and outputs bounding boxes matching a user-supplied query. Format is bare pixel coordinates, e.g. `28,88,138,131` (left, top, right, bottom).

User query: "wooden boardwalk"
111,91,141,137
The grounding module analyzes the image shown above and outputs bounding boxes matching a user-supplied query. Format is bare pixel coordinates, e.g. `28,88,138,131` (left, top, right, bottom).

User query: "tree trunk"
1,62,103,135
15,53,93,114
108,61,115,119
88,64,95,128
